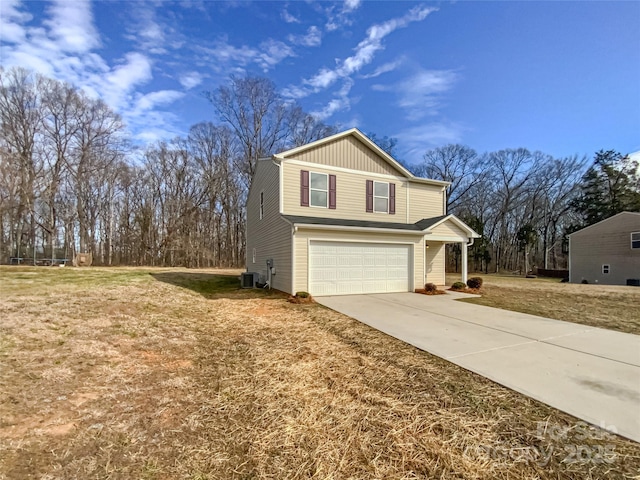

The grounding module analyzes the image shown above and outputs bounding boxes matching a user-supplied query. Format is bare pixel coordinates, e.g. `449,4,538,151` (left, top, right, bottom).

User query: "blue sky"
1,0,639,166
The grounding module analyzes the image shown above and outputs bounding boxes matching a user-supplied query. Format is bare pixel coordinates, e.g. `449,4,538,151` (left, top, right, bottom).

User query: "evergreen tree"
571,150,640,226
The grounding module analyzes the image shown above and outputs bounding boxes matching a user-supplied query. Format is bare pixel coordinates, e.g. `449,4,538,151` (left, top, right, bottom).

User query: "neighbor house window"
310,172,328,208
252,248,256,264
373,181,389,213
259,191,264,220
602,264,610,274
632,232,640,249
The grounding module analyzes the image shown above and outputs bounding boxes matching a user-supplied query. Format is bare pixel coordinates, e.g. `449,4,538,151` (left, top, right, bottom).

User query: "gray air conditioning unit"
241,272,258,288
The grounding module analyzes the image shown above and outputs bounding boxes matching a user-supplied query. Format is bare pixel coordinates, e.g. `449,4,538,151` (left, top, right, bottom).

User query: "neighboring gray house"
245,128,480,296
568,211,640,285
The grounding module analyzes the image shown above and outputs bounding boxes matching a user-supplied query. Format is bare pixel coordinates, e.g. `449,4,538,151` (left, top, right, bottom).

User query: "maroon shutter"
300,170,309,207
329,174,336,209
366,180,373,212
389,183,396,214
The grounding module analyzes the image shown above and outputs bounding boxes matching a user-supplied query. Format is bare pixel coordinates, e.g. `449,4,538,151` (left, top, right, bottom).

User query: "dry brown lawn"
1,266,639,479
448,274,640,336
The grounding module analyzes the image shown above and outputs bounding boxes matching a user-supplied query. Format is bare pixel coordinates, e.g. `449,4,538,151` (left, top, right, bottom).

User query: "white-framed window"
310,172,328,208
259,191,264,220
632,232,640,249
252,248,256,264
373,181,389,213
602,264,610,274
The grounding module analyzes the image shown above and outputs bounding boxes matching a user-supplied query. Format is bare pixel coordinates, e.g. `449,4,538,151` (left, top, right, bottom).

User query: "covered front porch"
420,215,480,286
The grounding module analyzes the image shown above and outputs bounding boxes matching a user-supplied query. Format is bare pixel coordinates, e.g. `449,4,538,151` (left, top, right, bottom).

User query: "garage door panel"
309,241,411,296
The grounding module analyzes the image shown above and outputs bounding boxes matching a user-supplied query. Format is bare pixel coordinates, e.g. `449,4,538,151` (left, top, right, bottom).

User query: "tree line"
1,67,638,270
417,146,639,274
0,69,334,266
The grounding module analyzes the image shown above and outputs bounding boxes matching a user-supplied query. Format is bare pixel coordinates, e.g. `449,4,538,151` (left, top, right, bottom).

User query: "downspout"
442,186,448,215
406,181,410,223
272,156,283,214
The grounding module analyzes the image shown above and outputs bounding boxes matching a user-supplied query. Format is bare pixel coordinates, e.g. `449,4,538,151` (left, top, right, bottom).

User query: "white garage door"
309,241,411,296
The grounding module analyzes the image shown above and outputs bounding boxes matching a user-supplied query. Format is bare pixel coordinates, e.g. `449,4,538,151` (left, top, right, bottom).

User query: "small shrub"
451,281,467,291
295,291,310,298
581,279,589,284
467,277,483,289
424,283,438,293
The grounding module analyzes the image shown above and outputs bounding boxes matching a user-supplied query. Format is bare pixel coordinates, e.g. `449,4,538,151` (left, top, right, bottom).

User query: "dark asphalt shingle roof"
282,214,448,232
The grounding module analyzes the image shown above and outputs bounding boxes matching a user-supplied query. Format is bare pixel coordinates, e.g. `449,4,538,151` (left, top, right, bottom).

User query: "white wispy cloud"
325,0,363,31
361,58,404,79
258,39,296,70
311,79,354,121
197,37,295,73
301,6,435,93
396,122,466,163
123,5,186,56
133,90,185,116
284,5,436,121
43,0,100,53
344,0,362,13
179,71,204,90
288,26,322,47
0,1,187,144
376,68,459,120
281,7,300,23
0,0,32,44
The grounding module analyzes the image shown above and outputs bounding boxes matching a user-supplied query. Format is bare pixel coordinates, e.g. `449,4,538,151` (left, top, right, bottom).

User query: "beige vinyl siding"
283,162,410,222
425,242,446,285
294,229,425,293
246,159,293,293
282,136,404,176
430,221,468,238
407,182,446,221
570,213,640,285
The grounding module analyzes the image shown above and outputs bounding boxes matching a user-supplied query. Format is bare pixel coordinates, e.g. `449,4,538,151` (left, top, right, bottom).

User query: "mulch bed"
415,288,446,295
448,287,482,294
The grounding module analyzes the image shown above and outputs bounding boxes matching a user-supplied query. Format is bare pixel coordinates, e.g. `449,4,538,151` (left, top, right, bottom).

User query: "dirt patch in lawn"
1,266,639,479
450,274,640,335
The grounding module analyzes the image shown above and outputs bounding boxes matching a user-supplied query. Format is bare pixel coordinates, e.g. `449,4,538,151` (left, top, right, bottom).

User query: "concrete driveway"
316,292,640,443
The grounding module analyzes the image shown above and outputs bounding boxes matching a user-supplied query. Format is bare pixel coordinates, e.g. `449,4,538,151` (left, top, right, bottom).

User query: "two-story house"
569,211,640,286
246,128,480,296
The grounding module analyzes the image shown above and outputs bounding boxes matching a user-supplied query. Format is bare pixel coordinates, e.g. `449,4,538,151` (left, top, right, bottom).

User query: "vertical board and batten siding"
283,162,409,221
570,212,640,285
425,242,446,285
293,229,425,293
245,159,292,293
282,136,404,176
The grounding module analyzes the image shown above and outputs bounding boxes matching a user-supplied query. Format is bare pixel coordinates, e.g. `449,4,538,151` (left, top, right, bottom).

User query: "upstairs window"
366,181,395,214
310,172,328,208
373,181,389,213
259,191,264,220
301,170,336,209
632,232,640,249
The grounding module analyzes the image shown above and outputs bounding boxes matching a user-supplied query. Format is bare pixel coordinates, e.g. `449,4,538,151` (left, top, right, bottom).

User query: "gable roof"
274,128,450,188
282,214,480,238
568,211,640,237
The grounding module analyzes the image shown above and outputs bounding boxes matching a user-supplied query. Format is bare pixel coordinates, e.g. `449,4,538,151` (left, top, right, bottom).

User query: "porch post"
461,241,468,284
